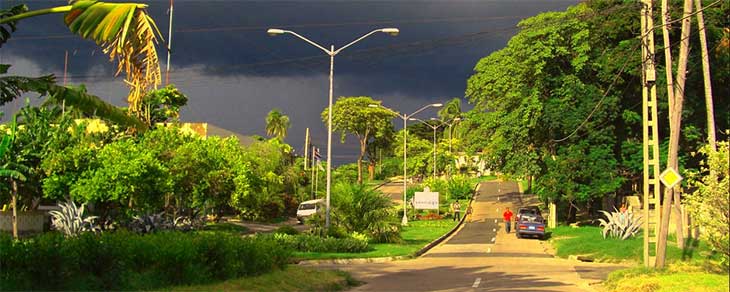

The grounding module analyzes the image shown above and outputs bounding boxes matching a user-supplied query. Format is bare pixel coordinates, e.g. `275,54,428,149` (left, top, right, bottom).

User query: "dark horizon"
1,0,580,165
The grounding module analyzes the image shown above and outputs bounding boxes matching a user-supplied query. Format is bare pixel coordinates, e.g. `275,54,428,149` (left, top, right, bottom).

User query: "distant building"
176,122,256,147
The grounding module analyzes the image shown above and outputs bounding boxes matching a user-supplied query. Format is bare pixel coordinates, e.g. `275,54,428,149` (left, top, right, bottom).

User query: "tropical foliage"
598,209,642,240
686,140,730,270
49,200,101,237
329,182,401,243
0,231,291,290
462,0,729,220
323,96,396,183
265,109,290,140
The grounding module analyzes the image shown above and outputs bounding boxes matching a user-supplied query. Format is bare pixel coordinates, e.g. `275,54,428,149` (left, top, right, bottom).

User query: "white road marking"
491,237,496,242
472,278,482,288
492,228,496,232
487,248,491,253
494,219,498,223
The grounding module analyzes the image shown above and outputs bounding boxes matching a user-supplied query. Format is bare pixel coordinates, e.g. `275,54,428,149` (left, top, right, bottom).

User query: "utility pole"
62,50,68,114
165,0,174,85
695,0,717,151
640,0,662,268
304,128,310,170
311,145,316,199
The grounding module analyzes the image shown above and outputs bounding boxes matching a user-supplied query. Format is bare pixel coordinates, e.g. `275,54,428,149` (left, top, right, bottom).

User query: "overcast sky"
1,0,579,164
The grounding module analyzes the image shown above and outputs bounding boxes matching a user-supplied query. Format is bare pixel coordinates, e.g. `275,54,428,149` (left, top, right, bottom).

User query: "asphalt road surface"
309,181,623,291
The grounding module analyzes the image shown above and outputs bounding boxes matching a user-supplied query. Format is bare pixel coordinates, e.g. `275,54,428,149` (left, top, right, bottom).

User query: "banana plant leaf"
1,1,163,117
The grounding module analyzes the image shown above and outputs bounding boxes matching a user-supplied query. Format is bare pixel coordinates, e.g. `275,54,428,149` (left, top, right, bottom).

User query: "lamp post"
370,103,442,225
408,117,444,180
445,117,461,177
268,28,399,229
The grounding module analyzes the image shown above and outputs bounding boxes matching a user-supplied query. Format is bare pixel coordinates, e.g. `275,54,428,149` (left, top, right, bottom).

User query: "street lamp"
443,117,462,177
268,28,399,229
369,102,442,226
408,117,449,180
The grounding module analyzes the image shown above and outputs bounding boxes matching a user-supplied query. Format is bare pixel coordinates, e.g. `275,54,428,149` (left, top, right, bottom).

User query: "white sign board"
414,192,439,210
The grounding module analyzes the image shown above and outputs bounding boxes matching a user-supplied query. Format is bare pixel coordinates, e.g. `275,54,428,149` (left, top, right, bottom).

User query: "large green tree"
462,0,729,219
322,97,395,184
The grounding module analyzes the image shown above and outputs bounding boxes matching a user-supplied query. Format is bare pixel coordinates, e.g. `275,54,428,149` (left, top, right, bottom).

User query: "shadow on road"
351,264,581,291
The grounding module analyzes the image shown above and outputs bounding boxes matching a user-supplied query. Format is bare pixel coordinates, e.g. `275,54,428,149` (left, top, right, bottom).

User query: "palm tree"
438,97,462,121
266,109,290,140
1,0,163,120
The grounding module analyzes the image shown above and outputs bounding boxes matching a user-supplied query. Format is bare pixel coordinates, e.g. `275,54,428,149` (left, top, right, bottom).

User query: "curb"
297,255,412,265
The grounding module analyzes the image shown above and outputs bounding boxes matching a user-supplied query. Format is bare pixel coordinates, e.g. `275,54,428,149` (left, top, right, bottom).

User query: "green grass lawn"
294,219,458,260
602,264,729,292
203,222,249,234
551,226,729,291
169,265,357,291
470,175,497,184
549,226,719,264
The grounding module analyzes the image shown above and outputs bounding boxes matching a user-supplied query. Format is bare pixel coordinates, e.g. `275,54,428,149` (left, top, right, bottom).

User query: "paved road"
377,181,411,203
311,181,622,291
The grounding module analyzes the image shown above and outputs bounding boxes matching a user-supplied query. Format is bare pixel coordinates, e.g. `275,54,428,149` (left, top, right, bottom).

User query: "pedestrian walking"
503,207,514,233
466,205,473,222
452,201,461,222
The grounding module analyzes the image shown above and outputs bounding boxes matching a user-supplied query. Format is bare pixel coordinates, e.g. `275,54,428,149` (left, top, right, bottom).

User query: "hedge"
0,231,291,290
268,233,370,253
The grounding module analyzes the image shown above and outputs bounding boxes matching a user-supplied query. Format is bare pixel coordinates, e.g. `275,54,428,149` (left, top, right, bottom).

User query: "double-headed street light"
443,117,462,177
369,102,442,226
268,28,399,229
408,117,452,180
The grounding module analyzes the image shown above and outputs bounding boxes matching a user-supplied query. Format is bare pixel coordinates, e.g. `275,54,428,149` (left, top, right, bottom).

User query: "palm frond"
0,4,28,48
0,69,56,106
0,169,26,181
63,1,163,117
45,84,148,131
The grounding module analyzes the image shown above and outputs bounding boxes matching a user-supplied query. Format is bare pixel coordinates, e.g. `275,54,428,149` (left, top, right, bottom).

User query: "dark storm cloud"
1,0,579,164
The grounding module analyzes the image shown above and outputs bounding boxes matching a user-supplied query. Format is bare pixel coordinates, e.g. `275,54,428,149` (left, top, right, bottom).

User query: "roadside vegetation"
170,266,358,292
295,219,458,260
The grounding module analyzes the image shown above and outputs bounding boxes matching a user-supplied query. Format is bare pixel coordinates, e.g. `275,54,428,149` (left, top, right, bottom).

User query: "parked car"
515,206,546,239
296,199,324,224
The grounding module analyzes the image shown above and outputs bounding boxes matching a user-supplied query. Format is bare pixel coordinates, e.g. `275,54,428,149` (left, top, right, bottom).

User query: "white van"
296,199,324,224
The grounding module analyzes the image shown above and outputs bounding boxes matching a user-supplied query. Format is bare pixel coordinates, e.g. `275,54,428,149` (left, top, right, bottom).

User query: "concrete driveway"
310,181,624,291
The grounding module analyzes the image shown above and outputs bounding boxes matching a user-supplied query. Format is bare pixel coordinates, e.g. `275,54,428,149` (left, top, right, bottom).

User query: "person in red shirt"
503,207,514,233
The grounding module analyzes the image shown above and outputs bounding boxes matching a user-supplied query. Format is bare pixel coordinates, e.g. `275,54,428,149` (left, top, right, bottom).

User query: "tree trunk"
11,178,18,239
694,0,716,151
357,138,366,184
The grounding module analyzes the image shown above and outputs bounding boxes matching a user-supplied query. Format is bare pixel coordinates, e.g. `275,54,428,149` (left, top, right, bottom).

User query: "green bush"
330,182,401,242
332,163,359,183
447,175,473,200
274,225,300,235
269,233,370,253
0,231,291,290
375,157,402,180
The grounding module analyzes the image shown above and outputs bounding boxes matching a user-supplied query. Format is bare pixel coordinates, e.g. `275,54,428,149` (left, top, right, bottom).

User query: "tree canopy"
322,96,395,183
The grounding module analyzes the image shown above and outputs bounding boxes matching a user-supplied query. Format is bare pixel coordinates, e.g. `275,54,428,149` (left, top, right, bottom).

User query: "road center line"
472,277,481,288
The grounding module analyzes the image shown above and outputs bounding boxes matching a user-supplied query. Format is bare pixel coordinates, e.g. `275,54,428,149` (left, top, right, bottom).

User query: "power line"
9,15,529,41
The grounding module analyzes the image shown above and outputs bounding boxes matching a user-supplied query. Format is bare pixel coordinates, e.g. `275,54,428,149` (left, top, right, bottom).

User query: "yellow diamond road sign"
660,168,683,189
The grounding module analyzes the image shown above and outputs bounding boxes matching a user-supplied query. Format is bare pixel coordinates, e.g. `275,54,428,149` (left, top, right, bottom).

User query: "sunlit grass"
169,266,356,291
603,264,729,292
549,226,720,264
